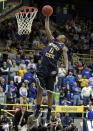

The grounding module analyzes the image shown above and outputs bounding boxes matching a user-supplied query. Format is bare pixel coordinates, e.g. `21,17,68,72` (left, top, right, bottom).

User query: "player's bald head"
56,35,67,43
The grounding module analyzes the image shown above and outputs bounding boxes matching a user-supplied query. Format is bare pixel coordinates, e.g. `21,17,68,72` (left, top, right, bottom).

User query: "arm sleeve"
25,89,27,96
23,73,26,80
10,67,13,72
72,87,75,92
65,77,68,84
19,88,22,96
49,39,55,43
5,85,9,94
81,70,84,76
81,88,84,98
14,87,18,93
61,118,66,127
4,67,9,72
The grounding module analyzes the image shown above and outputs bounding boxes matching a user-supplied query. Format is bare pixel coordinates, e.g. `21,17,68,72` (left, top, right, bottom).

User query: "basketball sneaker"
33,109,41,121
46,111,51,125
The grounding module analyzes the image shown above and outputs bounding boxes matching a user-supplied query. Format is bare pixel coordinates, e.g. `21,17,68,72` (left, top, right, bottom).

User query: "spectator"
10,61,19,80
61,112,78,131
0,78,6,92
27,59,36,70
37,59,42,69
0,88,6,104
87,107,93,119
34,51,41,64
79,74,89,88
50,112,63,131
6,88,16,109
7,58,12,69
16,55,21,66
67,90,73,101
59,88,66,104
81,82,92,106
1,62,9,84
27,113,47,131
24,80,30,91
23,69,34,83
88,80,93,88
28,64,36,75
5,81,18,95
32,37,40,47
75,61,83,74
85,101,93,116
87,101,93,108
81,65,91,79
76,70,82,81
0,113,12,131
80,100,84,106
72,82,81,105
54,88,60,105
89,72,93,86
29,82,37,104
61,99,71,106
20,83,28,104
65,71,76,90
56,113,63,130
58,63,66,89
14,71,21,83
49,112,57,131
24,55,30,66
18,66,27,79
19,60,27,69
14,77,21,102
14,106,29,131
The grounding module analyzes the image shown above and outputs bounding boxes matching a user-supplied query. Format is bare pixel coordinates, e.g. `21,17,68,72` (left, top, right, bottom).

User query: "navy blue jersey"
41,39,65,68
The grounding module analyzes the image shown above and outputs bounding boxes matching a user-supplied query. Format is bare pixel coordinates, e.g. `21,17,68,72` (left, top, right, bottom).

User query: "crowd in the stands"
57,17,93,54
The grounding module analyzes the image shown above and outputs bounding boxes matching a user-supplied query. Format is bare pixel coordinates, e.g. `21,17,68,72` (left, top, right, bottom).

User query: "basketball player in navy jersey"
33,16,68,123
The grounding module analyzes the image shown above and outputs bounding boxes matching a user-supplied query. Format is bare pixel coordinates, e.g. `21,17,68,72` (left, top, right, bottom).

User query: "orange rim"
16,7,38,14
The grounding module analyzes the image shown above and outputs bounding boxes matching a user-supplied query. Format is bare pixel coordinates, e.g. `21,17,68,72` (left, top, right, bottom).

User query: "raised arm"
45,16,54,41
62,46,68,73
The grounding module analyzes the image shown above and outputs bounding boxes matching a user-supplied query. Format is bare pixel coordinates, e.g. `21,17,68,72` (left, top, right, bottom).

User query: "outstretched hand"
45,16,50,29
45,15,54,41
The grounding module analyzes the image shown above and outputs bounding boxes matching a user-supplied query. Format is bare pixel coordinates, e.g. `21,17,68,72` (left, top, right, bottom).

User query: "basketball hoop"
15,7,38,35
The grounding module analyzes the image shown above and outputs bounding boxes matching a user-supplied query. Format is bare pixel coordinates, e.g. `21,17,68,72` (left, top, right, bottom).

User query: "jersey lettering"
49,47,54,54
43,39,65,67
45,52,55,59
49,43,60,51
45,41,64,60
45,46,55,59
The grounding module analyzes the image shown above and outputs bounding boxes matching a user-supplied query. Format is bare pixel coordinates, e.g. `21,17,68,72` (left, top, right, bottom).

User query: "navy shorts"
36,65,58,92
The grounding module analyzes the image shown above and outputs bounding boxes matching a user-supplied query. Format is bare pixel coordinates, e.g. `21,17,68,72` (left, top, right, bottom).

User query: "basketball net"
15,7,38,35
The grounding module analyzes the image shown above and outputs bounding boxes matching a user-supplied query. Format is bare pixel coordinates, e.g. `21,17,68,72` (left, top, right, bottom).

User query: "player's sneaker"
33,110,41,121
45,111,51,125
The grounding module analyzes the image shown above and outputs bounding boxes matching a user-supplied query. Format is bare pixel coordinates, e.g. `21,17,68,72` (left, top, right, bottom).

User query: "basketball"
42,5,53,16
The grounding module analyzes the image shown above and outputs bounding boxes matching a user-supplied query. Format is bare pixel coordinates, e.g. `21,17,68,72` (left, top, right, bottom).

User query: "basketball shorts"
36,65,58,92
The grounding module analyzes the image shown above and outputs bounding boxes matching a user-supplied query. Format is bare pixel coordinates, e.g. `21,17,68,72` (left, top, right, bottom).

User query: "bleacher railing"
1,104,87,118
72,53,93,65
1,47,93,65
